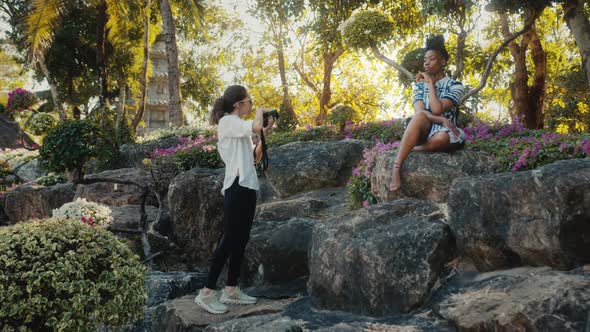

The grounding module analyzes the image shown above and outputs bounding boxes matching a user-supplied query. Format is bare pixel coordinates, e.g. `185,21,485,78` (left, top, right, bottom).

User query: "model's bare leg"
390,112,431,192
413,132,454,152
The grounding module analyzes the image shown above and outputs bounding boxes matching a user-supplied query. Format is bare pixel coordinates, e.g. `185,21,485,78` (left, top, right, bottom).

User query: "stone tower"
141,35,183,130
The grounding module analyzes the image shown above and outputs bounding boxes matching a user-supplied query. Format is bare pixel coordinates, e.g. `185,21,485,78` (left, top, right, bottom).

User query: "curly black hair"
425,35,449,61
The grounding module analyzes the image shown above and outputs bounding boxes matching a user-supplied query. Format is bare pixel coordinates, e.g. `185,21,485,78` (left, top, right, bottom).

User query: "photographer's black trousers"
206,177,257,289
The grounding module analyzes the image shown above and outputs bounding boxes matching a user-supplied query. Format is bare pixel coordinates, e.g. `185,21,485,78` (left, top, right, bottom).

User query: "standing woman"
195,85,274,314
390,36,466,192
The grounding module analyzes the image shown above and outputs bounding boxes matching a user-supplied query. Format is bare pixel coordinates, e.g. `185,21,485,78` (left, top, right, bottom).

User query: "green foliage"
27,113,57,136
39,120,110,177
0,218,147,331
36,173,67,186
326,105,357,131
266,126,340,148
137,125,217,144
0,103,5,114
340,11,394,50
0,161,10,177
400,47,426,86
172,147,224,170
344,120,405,143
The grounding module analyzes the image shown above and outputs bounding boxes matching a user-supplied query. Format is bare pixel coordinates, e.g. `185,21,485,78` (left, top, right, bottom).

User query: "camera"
263,109,280,127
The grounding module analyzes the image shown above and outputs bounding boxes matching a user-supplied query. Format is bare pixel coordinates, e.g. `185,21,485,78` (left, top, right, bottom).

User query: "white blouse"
217,114,259,194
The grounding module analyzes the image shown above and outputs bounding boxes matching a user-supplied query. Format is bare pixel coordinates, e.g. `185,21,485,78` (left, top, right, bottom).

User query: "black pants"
206,177,257,289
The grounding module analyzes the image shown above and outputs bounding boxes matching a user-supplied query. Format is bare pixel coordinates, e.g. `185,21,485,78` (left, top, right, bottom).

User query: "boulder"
434,266,590,332
448,158,590,271
168,168,224,264
266,140,368,197
14,159,47,182
4,183,75,223
112,136,182,169
308,199,456,316
75,168,157,207
255,198,328,222
371,150,500,203
147,296,293,332
243,218,315,286
205,314,302,332
145,271,207,307
109,205,159,230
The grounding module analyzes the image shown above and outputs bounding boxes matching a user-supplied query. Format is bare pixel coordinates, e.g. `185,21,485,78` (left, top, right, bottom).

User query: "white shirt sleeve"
219,116,254,138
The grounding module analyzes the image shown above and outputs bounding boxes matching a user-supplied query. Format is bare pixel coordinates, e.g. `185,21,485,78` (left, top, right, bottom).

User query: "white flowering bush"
339,11,394,50
52,198,114,228
0,148,39,170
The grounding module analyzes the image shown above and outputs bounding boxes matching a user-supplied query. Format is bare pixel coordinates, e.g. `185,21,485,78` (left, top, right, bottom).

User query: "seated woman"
390,36,466,192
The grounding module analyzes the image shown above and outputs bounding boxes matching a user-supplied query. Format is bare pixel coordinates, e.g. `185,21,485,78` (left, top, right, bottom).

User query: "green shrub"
266,125,340,148
340,11,394,50
36,173,66,186
326,105,358,131
0,219,147,331
400,47,426,86
0,103,5,114
344,120,405,143
172,146,224,170
27,113,57,136
39,120,110,181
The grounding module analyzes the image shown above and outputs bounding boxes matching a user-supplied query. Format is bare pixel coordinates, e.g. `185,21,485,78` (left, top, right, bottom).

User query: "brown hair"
209,85,248,125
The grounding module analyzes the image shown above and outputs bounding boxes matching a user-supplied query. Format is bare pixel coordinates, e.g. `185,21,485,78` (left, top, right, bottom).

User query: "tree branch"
293,63,321,94
369,43,414,81
460,21,534,104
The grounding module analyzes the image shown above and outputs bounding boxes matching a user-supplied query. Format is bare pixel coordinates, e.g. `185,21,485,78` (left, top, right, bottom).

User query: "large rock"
255,198,328,222
4,183,75,223
109,205,159,230
371,149,500,203
145,271,207,307
14,159,47,182
308,199,456,316
243,218,315,286
266,140,368,197
168,168,224,264
147,296,293,332
205,314,301,332
448,158,590,271
434,266,590,332
112,136,182,169
206,297,452,332
75,168,157,207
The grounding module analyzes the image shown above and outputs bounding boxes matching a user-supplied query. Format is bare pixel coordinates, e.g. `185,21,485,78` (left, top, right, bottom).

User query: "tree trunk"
528,28,547,129
563,0,590,88
38,58,66,120
500,14,547,129
97,0,109,110
315,49,343,125
132,0,151,131
160,0,183,127
453,30,467,80
276,38,298,130
117,77,127,131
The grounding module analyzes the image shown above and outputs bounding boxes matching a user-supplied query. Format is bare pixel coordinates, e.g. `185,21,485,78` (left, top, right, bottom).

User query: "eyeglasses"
234,98,252,107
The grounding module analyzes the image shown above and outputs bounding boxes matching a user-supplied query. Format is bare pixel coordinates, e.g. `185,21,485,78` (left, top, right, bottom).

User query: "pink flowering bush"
347,140,399,208
6,88,38,113
465,119,590,172
152,135,223,170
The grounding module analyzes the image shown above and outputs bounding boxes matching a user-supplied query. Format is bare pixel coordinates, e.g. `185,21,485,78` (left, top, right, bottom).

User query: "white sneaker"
194,289,228,314
220,287,257,305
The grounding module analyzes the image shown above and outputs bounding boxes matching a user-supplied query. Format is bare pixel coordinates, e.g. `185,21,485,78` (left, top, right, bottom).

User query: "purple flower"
362,200,370,209
306,124,312,131
581,140,590,155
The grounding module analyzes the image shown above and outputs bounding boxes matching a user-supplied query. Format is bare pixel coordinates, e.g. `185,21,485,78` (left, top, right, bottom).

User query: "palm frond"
105,0,135,47
172,0,206,27
26,0,68,62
